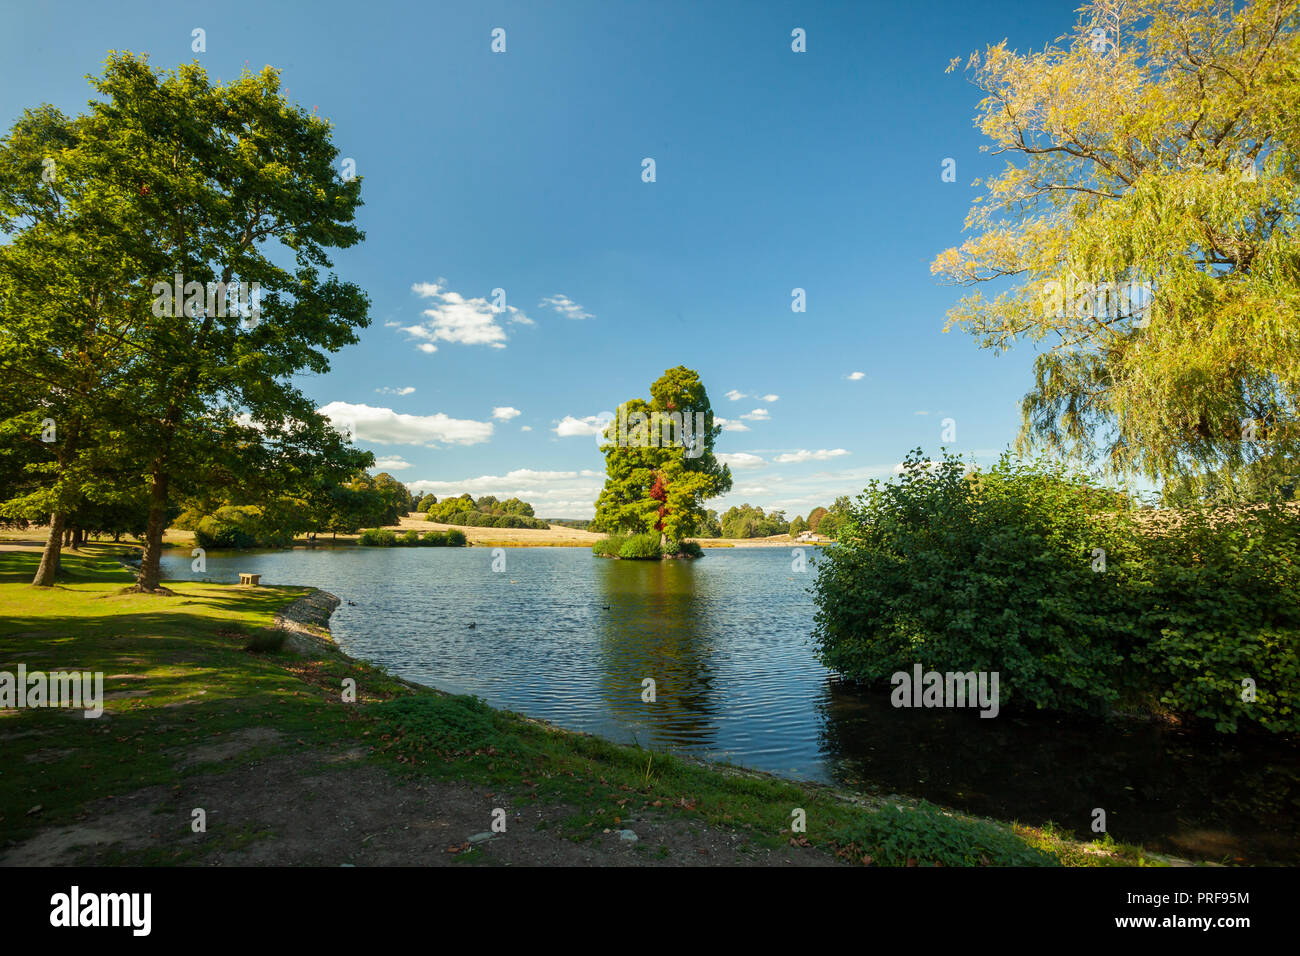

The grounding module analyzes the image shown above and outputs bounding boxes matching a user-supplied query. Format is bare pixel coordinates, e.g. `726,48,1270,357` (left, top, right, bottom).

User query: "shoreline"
0,547,1246,865
291,579,1198,867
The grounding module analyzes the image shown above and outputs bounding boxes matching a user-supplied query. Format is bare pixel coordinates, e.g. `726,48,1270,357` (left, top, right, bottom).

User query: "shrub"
358,528,397,546
677,540,704,558
171,508,204,531
398,530,420,546
1127,504,1300,732
444,528,467,547
813,451,1137,716
592,535,627,558
421,530,447,546
812,450,1300,732
618,532,663,560
194,505,291,550
832,802,1059,867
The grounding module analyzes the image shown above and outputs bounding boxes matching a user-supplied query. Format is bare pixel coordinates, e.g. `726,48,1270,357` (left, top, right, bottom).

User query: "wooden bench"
238,573,261,586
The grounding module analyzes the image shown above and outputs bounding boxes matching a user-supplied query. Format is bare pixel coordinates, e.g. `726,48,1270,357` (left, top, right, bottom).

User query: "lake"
159,544,1300,863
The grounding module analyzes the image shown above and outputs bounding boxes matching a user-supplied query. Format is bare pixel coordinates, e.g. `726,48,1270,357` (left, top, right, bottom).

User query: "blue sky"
2,0,1087,518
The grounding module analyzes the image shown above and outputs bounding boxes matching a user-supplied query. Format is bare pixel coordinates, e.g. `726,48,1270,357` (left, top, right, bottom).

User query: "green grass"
0,547,1166,866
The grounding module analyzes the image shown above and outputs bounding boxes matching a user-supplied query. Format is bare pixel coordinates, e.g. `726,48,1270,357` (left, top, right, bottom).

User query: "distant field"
0,515,818,552
405,514,603,546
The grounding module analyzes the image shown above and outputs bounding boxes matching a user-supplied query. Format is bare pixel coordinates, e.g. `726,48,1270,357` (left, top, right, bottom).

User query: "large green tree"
0,109,149,584
932,0,1300,484
593,366,732,542
2,54,370,589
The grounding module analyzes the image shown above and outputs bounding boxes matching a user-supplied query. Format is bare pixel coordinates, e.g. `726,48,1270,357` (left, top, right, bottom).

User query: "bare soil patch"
1,747,842,867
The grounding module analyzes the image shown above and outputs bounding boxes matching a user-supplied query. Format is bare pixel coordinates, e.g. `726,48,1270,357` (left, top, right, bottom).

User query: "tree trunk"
135,468,171,592
32,512,66,587
71,526,84,549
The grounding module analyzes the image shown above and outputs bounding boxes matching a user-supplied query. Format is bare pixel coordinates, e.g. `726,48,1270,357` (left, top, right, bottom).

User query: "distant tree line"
420,494,550,530
700,497,854,539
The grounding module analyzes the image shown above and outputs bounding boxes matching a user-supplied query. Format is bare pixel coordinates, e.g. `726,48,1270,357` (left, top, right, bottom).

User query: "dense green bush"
421,530,447,546
398,530,420,546
593,535,702,559
812,450,1300,732
592,535,627,557
358,528,397,546
833,802,1059,867
194,505,292,550
172,508,204,532
1127,506,1300,731
618,533,664,560
813,451,1137,716
444,528,467,547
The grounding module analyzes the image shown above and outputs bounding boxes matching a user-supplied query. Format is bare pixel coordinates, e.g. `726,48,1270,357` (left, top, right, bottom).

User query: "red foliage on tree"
649,472,669,531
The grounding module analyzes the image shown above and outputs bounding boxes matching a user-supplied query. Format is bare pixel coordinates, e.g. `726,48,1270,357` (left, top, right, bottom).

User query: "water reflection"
594,558,718,748
818,678,1300,864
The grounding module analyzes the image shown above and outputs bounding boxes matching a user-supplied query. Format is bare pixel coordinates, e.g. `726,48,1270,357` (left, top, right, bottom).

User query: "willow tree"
593,366,732,543
932,0,1300,483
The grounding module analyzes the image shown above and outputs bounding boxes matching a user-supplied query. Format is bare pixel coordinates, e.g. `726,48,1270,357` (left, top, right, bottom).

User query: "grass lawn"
0,547,1170,867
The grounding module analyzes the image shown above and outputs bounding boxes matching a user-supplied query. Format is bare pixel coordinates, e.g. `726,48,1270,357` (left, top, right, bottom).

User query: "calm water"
159,545,1300,864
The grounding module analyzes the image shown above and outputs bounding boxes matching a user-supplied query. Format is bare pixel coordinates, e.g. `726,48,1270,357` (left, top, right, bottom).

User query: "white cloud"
847,371,865,381
740,408,770,421
318,401,493,447
717,452,765,470
406,468,606,518
725,389,747,401
761,394,780,403
521,425,533,432
492,406,522,421
375,386,416,396
715,417,750,432
554,413,613,437
775,448,851,464
403,280,533,351
373,456,413,471
540,294,594,320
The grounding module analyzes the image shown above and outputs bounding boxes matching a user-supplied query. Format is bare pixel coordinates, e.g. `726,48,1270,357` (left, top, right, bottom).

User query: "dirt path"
1,736,841,867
